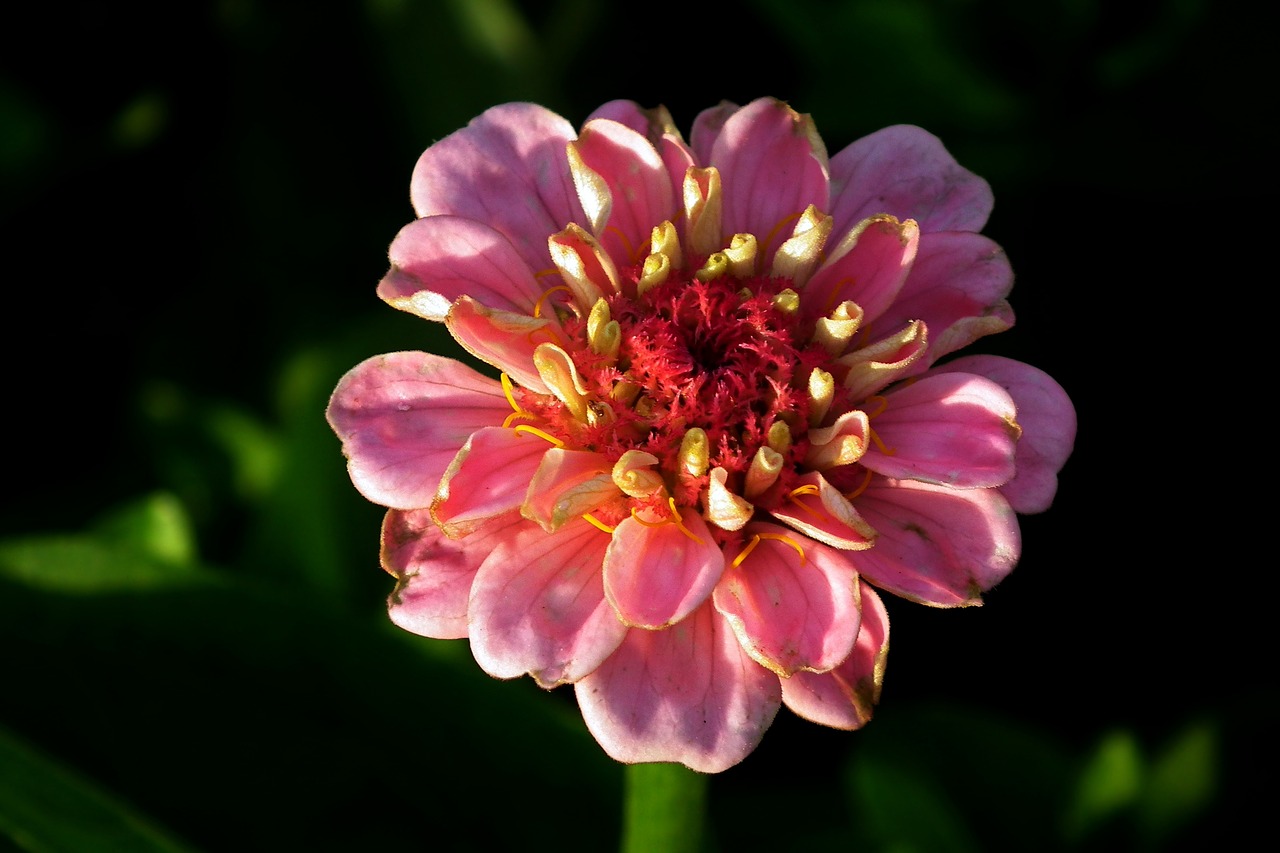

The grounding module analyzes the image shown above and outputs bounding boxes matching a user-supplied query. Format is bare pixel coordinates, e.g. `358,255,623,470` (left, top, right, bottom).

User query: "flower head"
327,98,1076,772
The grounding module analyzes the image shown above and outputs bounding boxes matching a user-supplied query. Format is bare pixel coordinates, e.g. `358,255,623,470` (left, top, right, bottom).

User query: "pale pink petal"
828,124,993,236
468,517,625,687
572,119,677,267
854,478,1020,607
445,295,554,393
585,101,694,208
383,509,526,640
522,448,617,532
603,512,725,629
768,471,877,550
410,103,585,272
575,602,782,772
872,231,1014,372
713,522,861,676
377,215,544,320
432,427,551,537
804,215,920,326
936,355,1076,513
709,98,830,260
862,372,1019,489
689,100,740,166
326,352,508,510
782,580,890,729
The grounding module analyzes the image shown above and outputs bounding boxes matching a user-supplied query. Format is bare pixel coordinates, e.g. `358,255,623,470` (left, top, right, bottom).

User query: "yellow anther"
723,233,758,277
766,421,792,455
627,498,704,544
512,424,565,447
788,484,821,499
695,251,730,281
582,513,615,534
771,288,800,315
533,285,572,319
637,252,671,295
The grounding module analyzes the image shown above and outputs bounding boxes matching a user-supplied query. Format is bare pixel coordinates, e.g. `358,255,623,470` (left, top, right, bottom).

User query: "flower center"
518,265,842,515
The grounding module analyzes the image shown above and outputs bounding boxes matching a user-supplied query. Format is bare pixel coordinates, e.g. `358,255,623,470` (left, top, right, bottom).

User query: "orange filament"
868,427,896,456
513,424,565,447
787,484,829,523
501,373,524,414
628,498,704,544
604,224,643,266
863,395,889,419
731,532,807,569
582,513,615,534
843,467,874,501
822,277,854,315
758,211,802,261
502,410,536,428
533,284,572,319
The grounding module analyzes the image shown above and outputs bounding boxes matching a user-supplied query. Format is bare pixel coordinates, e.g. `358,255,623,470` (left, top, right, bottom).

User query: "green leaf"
0,534,210,595
849,750,981,853
1063,729,1143,842
0,724,195,853
90,493,198,568
1137,721,1217,847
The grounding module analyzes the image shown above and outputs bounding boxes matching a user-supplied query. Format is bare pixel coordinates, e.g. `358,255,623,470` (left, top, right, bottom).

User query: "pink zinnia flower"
327,98,1075,772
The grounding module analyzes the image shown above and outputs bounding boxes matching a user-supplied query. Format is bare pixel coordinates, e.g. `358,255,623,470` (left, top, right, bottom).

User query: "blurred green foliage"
0,0,1268,850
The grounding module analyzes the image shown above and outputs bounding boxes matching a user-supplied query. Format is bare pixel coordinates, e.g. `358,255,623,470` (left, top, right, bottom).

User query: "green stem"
620,762,708,853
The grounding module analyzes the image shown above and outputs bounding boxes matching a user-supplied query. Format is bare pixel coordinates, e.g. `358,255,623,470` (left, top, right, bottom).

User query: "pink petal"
585,100,695,211
468,517,626,687
410,103,585,273
853,478,1021,607
768,472,877,550
709,98,830,261
603,511,725,629
804,215,920,326
445,295,553,393
936,356,1076,513
713,522,861,676
432,426,550,537
828,124,993,236
862,372,1019,489
873,231,1014,371
575,602,782,772
571,119,677,267
326,352,509,510
781,580,890,729
523,448,617,532
383,508,526,640
689,100,740,166
377,215,545,320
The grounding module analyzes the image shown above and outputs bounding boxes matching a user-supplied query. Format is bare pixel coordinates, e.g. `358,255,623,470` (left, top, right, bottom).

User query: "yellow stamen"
868,427,896,456
759,210,802,260
843,468,874,501
628,498,704,544
786,484,828,523
757,532,807,565
502,410,536,429
582,513,615,534
863,395,889,419
731,533,807,569
533,285,572,319
500,372,523,414
731,534,762,569
513,424,565,447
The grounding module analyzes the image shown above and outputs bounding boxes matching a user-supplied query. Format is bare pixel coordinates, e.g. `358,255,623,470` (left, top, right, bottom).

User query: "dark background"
0,1,1269,850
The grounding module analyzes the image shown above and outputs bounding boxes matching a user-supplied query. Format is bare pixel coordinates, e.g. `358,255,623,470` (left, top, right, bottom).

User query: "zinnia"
327,97,1075,773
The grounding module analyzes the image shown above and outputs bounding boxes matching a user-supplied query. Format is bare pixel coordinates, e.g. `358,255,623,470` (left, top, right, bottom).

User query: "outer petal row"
326,352,509,510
